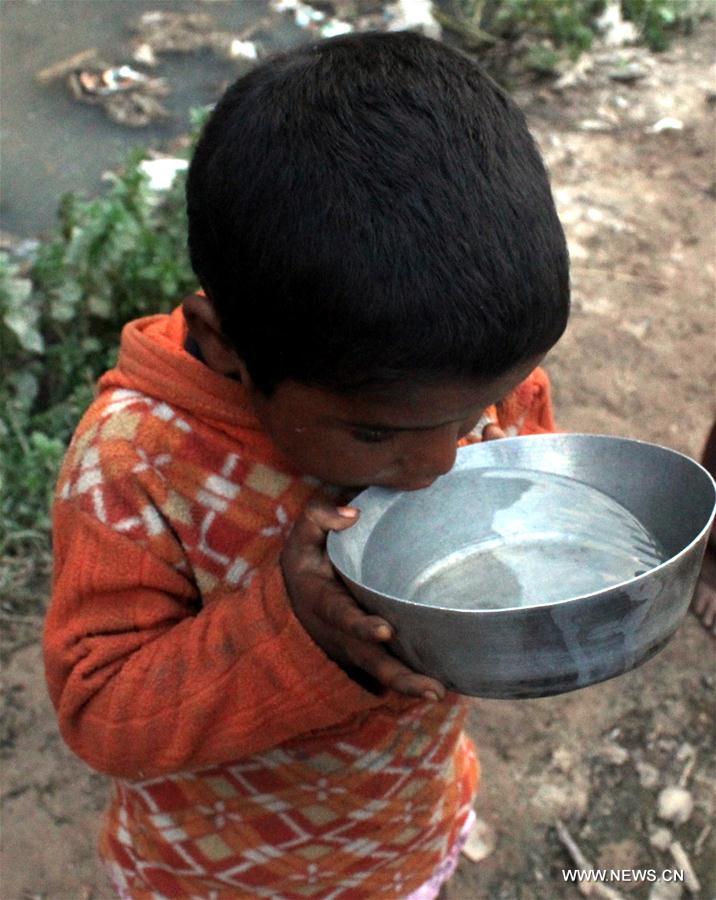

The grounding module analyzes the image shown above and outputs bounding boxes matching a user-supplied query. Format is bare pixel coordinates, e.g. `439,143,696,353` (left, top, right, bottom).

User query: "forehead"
273,361,537,428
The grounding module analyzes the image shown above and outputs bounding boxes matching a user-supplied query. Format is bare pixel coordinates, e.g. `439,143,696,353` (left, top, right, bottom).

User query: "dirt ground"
2,25,715,900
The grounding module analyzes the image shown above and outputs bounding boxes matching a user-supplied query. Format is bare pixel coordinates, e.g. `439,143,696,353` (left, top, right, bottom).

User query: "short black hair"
187,30,569,395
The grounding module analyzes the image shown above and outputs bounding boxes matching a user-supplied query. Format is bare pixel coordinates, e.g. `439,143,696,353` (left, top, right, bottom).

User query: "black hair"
186,30,569,395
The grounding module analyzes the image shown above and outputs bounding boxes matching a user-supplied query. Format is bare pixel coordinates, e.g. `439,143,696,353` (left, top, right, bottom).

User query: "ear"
182,293,254,385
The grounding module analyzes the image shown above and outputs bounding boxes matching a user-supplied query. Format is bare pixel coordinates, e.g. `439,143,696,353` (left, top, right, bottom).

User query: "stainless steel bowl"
327,434,716,699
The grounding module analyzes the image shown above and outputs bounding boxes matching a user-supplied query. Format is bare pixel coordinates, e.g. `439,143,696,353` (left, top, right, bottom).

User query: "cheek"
324,439,398,479
279,429,396,481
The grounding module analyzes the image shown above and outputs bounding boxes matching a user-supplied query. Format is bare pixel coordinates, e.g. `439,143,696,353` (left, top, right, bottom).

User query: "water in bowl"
406,469,666,610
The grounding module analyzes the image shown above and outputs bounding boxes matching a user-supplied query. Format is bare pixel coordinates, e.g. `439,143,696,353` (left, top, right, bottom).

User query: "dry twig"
555,821,626,900
669,841,701,893
693,823,711,856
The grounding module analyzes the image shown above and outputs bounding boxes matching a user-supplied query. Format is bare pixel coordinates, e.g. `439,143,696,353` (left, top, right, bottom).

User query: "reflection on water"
407,469,666,610
1,0,297,237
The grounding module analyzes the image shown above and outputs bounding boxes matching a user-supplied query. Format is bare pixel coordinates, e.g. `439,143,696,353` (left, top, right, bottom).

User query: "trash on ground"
68,65,167,98
555,821,626,900
668,841,701,893
138,158,189,191
460,817,496,863
656,786,694,825
130,11,269,62
36,50,171,127
594,1,639,48
649,827,673,852
272,0,354,38
35,49,100,84
132,43,158,67
648,117,685,133
386,0,441,39
67,64,170,127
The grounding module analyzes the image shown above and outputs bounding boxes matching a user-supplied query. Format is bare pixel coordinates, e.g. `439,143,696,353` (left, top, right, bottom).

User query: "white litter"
386,0,441,40
656,786,693,826
460,817,496,863
648,117,684,133
229,39,258,60
139,159,189,191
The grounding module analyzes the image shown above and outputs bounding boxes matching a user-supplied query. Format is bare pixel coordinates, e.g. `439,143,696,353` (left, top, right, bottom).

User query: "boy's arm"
45,504,390,780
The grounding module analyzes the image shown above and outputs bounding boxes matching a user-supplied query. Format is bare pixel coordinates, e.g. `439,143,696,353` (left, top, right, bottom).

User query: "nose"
398,430,458,488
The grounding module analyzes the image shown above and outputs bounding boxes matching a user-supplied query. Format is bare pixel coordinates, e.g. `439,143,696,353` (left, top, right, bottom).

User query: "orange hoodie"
44,305,555,898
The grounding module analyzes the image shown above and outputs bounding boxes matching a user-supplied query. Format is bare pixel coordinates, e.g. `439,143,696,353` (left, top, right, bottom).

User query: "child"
43,31,569,899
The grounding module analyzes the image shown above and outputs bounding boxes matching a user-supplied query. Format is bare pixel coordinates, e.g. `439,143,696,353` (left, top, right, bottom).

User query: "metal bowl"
327,434,716,699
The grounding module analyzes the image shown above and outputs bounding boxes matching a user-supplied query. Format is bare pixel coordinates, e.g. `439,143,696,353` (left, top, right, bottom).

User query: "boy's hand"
281,499,446,700
691,544,716,637
482,422,506,441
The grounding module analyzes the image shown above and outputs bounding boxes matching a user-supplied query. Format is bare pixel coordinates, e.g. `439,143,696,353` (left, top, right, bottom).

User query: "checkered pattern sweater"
44,305,555,898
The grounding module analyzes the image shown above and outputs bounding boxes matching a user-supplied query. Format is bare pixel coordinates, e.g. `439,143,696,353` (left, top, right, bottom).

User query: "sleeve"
44,501,388,781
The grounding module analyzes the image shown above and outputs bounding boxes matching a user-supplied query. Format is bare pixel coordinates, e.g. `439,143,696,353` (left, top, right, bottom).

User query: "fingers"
482,422,506,441
292,500,360,548
315,582,393,642
346,637,446,700
311,584,446,698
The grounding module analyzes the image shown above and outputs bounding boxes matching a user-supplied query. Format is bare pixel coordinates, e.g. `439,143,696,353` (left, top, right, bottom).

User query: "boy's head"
185,30,569,489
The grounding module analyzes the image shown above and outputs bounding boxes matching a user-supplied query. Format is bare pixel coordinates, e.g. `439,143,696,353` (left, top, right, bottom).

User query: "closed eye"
350,428,395,444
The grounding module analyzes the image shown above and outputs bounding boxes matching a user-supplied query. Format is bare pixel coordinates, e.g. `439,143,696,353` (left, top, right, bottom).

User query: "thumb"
295,500,360,546
482,422,506,441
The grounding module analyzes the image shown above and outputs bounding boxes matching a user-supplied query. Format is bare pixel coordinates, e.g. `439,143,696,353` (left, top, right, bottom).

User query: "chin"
374,477,436,492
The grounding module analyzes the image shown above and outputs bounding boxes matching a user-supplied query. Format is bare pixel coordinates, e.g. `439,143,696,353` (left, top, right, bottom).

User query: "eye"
351,428,395,444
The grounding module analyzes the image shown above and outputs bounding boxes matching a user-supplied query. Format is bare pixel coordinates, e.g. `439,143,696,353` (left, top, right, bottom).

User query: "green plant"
1,149,197,590
439,0,712,75
621,0,711,50
489,0,603,54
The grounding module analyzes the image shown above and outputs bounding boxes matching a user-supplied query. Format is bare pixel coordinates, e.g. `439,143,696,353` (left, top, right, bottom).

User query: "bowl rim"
327,432,716,615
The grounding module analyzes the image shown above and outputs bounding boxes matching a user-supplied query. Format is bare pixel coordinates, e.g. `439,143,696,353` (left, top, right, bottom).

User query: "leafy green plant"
439,0,712,75
489,0,603,55
1,150,197,587
621,0,710,50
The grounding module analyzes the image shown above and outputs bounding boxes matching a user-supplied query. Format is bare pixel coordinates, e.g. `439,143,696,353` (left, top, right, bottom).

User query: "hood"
98,305,265,437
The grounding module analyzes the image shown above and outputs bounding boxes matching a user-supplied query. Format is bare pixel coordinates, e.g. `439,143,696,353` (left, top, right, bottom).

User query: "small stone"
608,62,647,82
649,879,682,900
649,827,673,852
532,781,589,819
636,761,660,789
578,119,614,132
621,319,650,341
599,742,630,765
132,42,158,67
656,787,693,825
551,747,576,773
461,817,496,863
675,742,694,763
648,117,684,133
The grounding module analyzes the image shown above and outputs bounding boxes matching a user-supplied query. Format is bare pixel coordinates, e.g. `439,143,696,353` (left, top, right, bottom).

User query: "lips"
382,478,436,491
